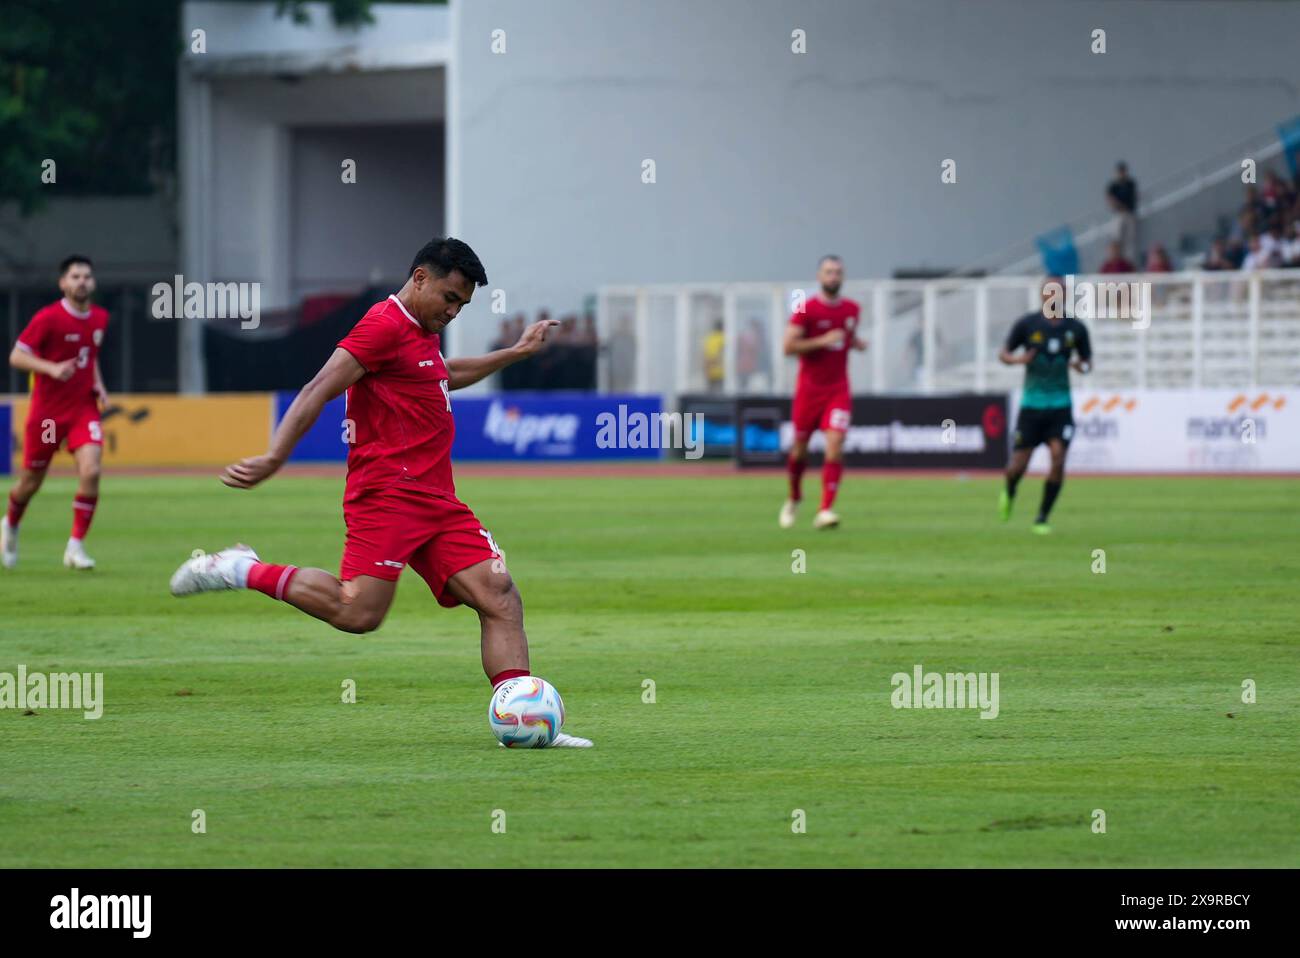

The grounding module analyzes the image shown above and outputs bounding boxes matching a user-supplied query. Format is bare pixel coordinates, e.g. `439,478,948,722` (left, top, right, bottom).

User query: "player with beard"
779,255,867,529
3,255,108,570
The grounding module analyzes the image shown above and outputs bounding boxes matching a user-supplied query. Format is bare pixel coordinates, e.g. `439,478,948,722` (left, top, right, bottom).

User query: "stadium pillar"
674,290,690,396
770,286,785,394
1191,275,1204,389
634,289,650,394
921,285,936,394
871,285,886,393
723,287,738,395
1248,274,1261,388
177,58,210,394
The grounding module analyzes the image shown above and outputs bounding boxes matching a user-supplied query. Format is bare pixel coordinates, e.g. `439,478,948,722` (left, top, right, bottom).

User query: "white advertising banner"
1015,389,1299,473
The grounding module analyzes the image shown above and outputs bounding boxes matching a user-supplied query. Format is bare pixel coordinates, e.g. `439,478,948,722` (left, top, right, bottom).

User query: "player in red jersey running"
167,238,591,747
779,255,866,529
2,256,109,570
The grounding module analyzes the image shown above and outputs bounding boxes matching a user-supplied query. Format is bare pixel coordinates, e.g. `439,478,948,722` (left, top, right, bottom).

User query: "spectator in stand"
703,319,725,393
606,315,636,392
1107,162,1138,214
511,313,536,389
1261,223,1286,261
1261,170,1295,229
1106,163,1139,264
1144,244,1173,273
1241,185,1269,231
1099,240,1136,274
489,318,515,389
1241,234,1279,272
1201,238,1233,271
1226,209,1257,268
1107,194,1140,265
556,316,580,389
532,311,568,389
1282,220,1300,267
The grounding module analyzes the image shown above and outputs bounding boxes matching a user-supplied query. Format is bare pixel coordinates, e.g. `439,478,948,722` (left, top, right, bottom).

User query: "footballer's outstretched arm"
783,324,844,356
9,343,76,381
221,348,366,489
445,319,558,390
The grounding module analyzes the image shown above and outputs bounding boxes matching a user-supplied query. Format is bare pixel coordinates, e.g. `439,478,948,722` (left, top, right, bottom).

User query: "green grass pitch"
1,470,1297,867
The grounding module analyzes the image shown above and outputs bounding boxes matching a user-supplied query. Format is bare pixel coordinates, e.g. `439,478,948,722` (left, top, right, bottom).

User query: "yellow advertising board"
7,393,274,469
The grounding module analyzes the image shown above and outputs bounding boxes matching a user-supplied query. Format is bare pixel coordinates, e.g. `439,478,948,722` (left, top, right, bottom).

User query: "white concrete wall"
0,196,176,284
451,0,1300,358
290,123,444,301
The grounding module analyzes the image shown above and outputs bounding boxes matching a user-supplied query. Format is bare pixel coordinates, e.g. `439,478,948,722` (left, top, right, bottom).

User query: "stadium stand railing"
597,269,1300,397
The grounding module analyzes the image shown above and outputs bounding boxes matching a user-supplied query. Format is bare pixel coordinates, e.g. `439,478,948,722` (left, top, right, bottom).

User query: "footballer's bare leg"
444,558,529,679
288,571,397,633
813,429,844,529
64,443,101,569
1033,439,1068,533
2,466,48,569
445,558,591,747
170,546,398,634
1000,447,1032,521
781,434,809,527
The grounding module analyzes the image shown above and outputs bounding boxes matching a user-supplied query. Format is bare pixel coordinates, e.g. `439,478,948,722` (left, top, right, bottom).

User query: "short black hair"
59,254,93,276
818,254,842,267
408,238,488,287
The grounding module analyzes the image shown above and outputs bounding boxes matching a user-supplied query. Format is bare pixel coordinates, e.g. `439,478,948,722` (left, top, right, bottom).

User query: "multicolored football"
488,676,565,748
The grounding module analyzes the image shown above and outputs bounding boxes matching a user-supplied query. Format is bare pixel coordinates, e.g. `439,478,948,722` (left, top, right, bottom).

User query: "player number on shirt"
76,346,91,369
439,379,451,412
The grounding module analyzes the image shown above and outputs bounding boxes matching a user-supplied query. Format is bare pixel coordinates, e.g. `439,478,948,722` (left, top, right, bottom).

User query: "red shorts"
791,387,851,438
340,484,502,608
24,404,102,470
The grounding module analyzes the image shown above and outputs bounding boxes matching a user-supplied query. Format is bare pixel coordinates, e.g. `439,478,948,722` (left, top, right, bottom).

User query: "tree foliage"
1,0,436,215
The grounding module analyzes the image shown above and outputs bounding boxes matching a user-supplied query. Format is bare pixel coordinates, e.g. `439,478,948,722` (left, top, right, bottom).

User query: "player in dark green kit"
998,276,1092,534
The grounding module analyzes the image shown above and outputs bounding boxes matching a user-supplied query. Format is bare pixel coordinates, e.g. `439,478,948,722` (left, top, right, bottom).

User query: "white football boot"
170,544,259,596
1,517,17,569
63,538,96,570
497,730,594,749
778,499,799,528
550,731,594,748
812,509,840,529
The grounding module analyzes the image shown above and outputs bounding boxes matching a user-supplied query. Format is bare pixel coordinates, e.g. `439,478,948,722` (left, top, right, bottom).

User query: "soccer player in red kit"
779,255,866,529
2,255,108,570
168,238,592,747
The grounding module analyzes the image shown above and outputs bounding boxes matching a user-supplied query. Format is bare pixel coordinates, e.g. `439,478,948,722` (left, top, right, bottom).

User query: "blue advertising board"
276,392,350,462
276,391,664,462
453,393,662,460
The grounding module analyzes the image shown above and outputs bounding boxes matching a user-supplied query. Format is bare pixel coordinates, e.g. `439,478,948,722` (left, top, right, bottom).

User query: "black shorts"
1013,406,1074,450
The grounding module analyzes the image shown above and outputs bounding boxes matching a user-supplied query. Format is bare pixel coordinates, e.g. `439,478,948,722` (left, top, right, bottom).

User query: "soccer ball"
488,676,565,748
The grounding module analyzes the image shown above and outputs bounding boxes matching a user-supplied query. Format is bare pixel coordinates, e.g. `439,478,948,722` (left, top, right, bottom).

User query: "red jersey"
15,299,109,420
790,296,859,394
336,295,455,504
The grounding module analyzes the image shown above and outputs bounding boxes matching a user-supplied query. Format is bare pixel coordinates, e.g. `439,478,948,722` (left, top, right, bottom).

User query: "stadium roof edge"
183,42,449,78
181,0,448,76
